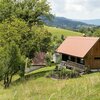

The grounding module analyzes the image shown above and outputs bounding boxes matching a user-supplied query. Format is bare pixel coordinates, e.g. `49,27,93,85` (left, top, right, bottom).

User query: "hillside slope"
0,67,100,100
44,17,91,30
45,26,82,38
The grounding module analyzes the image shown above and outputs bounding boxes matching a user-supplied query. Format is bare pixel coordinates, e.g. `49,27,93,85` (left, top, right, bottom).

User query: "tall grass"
0,67,100,100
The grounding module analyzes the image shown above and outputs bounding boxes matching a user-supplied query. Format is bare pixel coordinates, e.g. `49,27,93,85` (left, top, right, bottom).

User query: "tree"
0,0,53,57
79,27,95,36
45,52,52,66
31,26,52,53
0,0,53,88
0,0,52,28
93,28,100,37
0,17,52,57
49,36,62,54
15,0,52,28
0,0,14,22
61,34,65,40
0,42,25,88
0,16,34,57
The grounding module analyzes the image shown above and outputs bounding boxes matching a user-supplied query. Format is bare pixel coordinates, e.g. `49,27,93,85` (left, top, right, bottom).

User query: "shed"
56,36,100,71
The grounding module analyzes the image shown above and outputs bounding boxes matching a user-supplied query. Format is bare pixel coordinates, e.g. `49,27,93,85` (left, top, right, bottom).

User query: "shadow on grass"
12,69,52,86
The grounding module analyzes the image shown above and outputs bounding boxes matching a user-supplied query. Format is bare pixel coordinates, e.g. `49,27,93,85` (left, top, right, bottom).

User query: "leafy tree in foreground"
15,0,52,28
0,43,25,88
0,16,34,57
0,0,52,29
0,17,52,57
0,0,14,22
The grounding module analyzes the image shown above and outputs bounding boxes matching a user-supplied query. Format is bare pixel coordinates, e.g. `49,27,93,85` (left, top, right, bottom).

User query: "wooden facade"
85,39,100,69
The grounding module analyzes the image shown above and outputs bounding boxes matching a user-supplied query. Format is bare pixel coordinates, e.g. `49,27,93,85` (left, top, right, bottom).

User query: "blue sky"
48,0,100,20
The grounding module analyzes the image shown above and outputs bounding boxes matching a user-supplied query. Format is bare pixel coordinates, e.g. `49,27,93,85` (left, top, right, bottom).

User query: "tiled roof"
56,36,99,58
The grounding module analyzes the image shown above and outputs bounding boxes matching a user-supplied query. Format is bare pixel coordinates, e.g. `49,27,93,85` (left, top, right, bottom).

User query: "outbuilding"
56,36,100,71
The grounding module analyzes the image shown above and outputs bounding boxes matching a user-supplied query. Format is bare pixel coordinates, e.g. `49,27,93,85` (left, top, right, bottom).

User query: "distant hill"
81,19,100,26
44,16,91,30
45,26,81,38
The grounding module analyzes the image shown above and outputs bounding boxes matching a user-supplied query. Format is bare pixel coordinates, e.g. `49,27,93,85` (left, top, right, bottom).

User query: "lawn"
45,26,82,38
0,66,100,100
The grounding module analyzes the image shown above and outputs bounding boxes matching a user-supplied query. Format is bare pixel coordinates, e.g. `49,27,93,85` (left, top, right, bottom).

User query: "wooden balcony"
60,60,85,71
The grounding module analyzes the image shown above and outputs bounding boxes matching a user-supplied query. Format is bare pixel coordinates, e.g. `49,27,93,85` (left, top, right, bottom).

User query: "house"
25,52,46,73
56,36,100,71
32,52,46,66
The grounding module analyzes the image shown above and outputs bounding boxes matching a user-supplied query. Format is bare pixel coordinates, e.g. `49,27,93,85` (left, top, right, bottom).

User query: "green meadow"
45,26,82,38
0,66,100,100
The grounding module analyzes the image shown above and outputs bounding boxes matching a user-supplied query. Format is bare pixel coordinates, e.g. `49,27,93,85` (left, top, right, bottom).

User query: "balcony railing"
60,60,85,71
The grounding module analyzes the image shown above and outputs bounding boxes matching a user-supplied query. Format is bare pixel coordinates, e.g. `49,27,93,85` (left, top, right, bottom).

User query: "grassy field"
0,66,100,100
45,26,82,38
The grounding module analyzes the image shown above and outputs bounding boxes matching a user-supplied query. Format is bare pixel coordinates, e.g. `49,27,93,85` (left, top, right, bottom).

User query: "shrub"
58,67,69,78
68,70,80,78
46,67,80,79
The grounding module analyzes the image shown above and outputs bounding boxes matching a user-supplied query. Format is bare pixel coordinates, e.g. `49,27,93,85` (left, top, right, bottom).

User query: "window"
62,54,68,61
77,58,81,63
94,57,100,60
68,56,71,60
71,56,75,62
77,58,84,64
80,59,84,64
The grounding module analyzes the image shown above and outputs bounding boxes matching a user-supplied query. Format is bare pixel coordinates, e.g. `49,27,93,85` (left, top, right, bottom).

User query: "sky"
48,0,100,20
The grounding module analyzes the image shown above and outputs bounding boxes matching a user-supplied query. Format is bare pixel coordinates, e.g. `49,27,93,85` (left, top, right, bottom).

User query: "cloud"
48,0,66,15
48,0,100,19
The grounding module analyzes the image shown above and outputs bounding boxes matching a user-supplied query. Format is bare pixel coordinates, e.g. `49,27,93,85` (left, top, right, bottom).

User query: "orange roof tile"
56,36,99,58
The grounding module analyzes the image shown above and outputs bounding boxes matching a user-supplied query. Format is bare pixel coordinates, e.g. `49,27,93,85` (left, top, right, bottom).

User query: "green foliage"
18,56,26,77
32,26,52,53
60,67,69,77
93,28,100,37
0,16,33,56
0,0,52,57
0,0,52,27
46,67,80,79
61,34,65,40
15,0,52,27
58,67,80,79
79,26,100,37
0,17,52,88
0,66,100,99
0,17,52,57
45,52,52,66
0,0,14,22
79,27,94,36
0,42,25,88
0,0,53,88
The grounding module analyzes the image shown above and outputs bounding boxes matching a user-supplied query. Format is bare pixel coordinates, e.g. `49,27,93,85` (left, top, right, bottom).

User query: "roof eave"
57,51,84,58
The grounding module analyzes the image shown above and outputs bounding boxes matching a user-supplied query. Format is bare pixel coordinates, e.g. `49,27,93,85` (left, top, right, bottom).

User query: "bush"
58,67,69,78
45,71,53,78
68,70,80,78
45,53,52,66
46,67,80,79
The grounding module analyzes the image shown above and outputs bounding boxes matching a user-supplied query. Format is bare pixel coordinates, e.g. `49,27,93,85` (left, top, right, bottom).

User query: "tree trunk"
9,75,13,84
3,74,10,88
